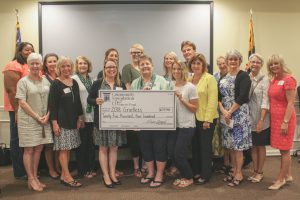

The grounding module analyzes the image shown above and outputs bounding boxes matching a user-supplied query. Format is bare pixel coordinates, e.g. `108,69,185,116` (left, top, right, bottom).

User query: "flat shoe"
177,180,193,188
149,180,164,188
173,179,182,186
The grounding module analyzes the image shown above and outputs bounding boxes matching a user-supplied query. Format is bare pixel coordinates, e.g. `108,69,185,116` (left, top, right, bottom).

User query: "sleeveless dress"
219,74,252,150
268,75,297,150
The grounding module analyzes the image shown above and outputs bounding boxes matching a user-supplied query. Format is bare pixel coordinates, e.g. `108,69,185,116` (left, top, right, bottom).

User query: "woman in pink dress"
267,54,297,190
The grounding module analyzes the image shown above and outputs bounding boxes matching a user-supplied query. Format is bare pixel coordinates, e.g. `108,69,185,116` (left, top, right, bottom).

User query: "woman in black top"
88,59,126,188
218,49,252,187
48,56,83,188
42,53,60,179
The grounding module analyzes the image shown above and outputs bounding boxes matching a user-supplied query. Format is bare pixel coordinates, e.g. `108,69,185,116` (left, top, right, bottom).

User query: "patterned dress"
268,75,297,150
219,74,252,150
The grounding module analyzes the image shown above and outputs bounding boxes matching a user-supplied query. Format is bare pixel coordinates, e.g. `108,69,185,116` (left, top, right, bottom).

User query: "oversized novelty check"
99,90,176,130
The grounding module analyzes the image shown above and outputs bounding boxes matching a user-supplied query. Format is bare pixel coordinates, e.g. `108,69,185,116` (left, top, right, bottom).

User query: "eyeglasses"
130,51,142,55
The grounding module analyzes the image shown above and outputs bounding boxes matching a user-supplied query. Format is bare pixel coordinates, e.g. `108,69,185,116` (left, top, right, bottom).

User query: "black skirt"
252,127,270,146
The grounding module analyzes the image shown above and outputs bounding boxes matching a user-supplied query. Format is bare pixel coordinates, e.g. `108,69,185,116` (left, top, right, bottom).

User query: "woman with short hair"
219,49,252,187
122,43,144,177
48,56,83,188
131,55,169,188
188,53,219,185
72,56,96,179
248,53,270,183
16,52,53,191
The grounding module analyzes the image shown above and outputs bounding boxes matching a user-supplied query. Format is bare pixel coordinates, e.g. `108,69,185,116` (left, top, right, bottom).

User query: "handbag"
0,143,12,166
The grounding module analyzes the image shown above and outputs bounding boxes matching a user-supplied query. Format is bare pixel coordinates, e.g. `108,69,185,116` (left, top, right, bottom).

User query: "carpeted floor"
0,157,299,200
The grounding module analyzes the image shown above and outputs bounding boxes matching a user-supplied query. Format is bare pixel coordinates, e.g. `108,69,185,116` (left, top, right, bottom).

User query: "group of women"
2,41,297,192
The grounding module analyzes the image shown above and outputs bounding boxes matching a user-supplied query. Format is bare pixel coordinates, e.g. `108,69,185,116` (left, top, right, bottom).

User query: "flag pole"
15,9,19,23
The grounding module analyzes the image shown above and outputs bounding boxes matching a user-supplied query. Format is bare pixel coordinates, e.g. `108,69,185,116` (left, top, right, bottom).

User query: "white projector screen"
39,1,213,78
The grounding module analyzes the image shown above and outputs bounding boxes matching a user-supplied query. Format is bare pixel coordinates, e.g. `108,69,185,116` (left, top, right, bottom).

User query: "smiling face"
60,61,72,78
250,56,263,75
217,57,228,75
139,58,153,78
227,56,241,71
29,59,42,76
45,56,58,74
268,61,282,75
172,62,183,81
107,50,119,63
104,60,118,79
130,47,143,63
77,58,89,75
191,58,204,76
21,44,34,59
164,54,175,72
181,45,196,62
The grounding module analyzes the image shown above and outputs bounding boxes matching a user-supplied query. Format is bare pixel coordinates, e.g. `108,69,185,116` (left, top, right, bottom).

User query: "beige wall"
1,0,300,106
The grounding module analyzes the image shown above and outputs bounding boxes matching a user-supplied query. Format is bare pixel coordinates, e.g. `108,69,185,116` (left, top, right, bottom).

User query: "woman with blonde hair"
72,56,96,179
247,53,270,183
122,43,144,177
48,56,83,187
267,54,296,190
171,60,198,188
163,51,178,81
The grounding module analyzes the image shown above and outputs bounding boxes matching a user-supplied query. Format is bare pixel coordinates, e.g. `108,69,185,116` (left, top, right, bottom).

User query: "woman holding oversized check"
87,58,126,188
131,55,169,188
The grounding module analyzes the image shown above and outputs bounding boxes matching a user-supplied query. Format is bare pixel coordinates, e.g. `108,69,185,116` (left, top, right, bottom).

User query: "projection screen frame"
38,1,214,73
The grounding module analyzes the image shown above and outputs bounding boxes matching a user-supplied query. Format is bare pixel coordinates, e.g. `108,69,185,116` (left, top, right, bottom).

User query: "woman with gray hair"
247,53,270,183
48,56,83,188
16,53,53,191
218,49,252,187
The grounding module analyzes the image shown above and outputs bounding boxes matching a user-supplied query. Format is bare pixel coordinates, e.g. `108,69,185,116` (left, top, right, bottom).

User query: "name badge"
278,80,284,86
116,87,123,91
63,87,71,94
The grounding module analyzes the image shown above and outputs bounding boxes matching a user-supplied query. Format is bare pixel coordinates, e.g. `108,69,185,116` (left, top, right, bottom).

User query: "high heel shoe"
268,179,286,190
102,176,114,188
28,178,43,192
